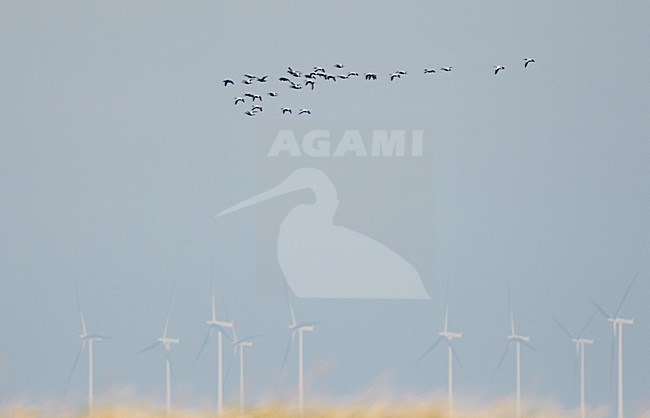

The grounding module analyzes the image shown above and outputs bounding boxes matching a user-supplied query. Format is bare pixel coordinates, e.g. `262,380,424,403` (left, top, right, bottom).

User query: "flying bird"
441,67,453,72
396,70,407,75
524,58,536,68
244,74,256,79
334,63,344,68
390,72,401,81
282,107,292,114
242,79,254,85
305,80,315,90
256,75,268,82
424,69,436,74
494,65,506,75
365,72,377,80
279,77,291,83
268,92,279,97
299,108,311,115
223,79,234,86
234,97,245,105
347,71,359,77
244,111,255,117
251,105,263,113
244,93,262,101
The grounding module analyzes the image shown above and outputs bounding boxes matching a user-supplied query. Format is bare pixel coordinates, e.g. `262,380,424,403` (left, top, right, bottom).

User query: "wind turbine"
279,287,318,414
492,284,533,418
136,292,179,416
225,324,258,411
417,281,462,416
67,290,108,412
589,273,637,418
193,286,233,415
554,313,595,418
215,167,430,299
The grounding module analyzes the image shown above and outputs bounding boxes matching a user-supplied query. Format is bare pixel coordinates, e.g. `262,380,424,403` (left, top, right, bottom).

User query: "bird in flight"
334,63,344,68
234,97,245,105
524,58,536,68
268,92,279,97
493,65,506,75
305,80,315,90
256,75,268,82
282,107,292,114
441,66,453,72
365,72,377,80
424,68,436,74
244,93,262,102
223,79,234,86
299,108,311,115
244,110,256,117
251,104,263,113
390,72,401,81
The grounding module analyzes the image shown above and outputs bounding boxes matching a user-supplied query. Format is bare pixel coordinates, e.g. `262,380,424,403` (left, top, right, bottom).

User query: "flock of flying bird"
222,58,537,117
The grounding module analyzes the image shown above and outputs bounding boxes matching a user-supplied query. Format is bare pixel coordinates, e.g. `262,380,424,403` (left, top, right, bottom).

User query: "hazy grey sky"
1,0,649,414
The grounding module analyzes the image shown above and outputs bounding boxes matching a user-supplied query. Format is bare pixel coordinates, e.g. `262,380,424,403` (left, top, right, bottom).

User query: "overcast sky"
1,0,649,414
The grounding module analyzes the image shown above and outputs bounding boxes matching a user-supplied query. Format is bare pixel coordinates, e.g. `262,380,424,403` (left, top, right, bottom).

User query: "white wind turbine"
417,281,462,416
492,285,534,418
66,290,108,411
225,324,258,411
136,292,179,416
554,313,596,418
590,273,637,418
193,286,233,415
279,287,318,415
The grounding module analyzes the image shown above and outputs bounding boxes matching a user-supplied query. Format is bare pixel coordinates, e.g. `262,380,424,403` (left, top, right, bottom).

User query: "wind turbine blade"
490,341,512,383
165,351,179,382
553,317,575,340
589,298,611,319
211,284,217,322
448,340,463,369
284,283,297,325
135,341,162,356
220,292,229,321
278,330,295,376
231,324,239,345
614,272,638,317
64,343,84,395
443,278,450,333
191,329,212,371
508,281,516,335
163,283,176,338
416,336,443,364
522,340,537,352
223,345,238,384
76,287,87,335
577,310,597,339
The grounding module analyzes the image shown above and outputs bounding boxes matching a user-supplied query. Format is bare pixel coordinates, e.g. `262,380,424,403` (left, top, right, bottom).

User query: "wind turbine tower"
590,273,637,418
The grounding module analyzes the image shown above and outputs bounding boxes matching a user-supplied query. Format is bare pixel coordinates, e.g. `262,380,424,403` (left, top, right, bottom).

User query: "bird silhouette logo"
216,167,430,299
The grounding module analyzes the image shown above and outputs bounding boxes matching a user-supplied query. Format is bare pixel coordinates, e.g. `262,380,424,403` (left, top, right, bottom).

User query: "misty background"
1,0,649,414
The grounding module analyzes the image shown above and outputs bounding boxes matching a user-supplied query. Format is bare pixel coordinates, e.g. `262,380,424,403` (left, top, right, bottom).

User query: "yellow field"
0,401,618,418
